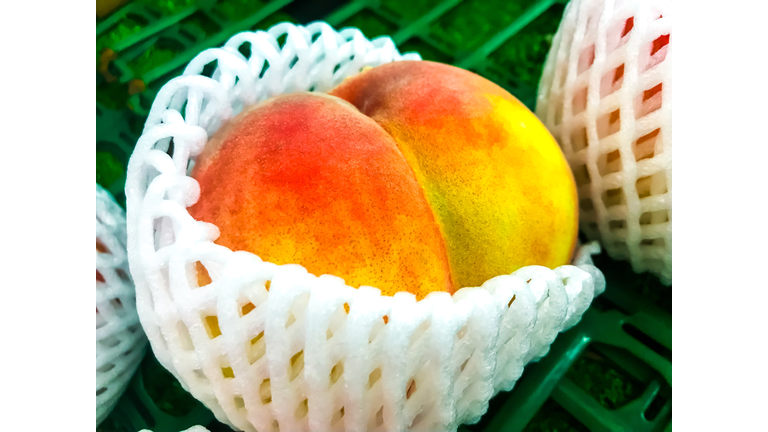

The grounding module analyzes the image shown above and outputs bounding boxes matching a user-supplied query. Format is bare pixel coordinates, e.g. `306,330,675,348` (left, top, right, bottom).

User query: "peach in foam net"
188,92,455,300
190,61,579,297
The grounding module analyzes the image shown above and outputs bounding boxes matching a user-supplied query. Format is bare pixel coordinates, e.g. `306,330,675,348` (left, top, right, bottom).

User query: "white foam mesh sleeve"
125,21,606,432
97,184,148,425
536,0,671,285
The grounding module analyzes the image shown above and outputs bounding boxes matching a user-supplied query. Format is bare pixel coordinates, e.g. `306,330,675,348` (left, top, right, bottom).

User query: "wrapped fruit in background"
536,0,672,285
97,184,148,424
125,22,604,432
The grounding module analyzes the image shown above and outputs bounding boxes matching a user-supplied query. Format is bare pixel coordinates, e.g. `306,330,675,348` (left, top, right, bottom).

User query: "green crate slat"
96,1,672,431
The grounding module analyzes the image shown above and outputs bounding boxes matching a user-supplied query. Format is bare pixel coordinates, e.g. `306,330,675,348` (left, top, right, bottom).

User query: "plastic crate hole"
380,0,443,22
96,150,126,189
97,14,147,53
248,331,266,364
97,270,106,283
260,378,272,404
145,0,195,16
182,11,222,39
644,383,671,421
250,11,295,34
213,0,266,22
375,406,384,427
398,38,452,63
522,398,590,432
431,0,537,52
271,419,279,432
96,387,108,396
141,351,197,416
565,345,643,410
622,323,672,361
128,37,185,78
96,79,131,110
340,9,398,40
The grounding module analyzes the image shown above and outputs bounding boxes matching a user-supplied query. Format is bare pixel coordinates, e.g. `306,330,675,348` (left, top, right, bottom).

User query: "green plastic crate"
96,1,672,431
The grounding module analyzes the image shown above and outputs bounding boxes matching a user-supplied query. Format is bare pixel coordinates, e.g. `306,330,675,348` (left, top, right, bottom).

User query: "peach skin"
188,93,455,299
331,61,579,288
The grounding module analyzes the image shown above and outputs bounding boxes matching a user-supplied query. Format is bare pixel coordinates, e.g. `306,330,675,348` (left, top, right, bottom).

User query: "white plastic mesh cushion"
536,0,671,285
125,22,606,432
97,184,148,425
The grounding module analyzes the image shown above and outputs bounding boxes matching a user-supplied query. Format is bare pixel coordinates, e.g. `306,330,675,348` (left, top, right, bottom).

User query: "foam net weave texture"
125,22,606,432
97,184,148,425
536,0,671,285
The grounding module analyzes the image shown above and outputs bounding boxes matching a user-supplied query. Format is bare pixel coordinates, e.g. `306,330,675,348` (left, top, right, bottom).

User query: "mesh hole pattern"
96,184,148,425
537,0,672,285
126,21,606,432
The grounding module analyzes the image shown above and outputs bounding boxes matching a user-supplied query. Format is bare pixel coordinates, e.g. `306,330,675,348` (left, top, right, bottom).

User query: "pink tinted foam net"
125,21,606,432
536,0,671,285
97,184,148,425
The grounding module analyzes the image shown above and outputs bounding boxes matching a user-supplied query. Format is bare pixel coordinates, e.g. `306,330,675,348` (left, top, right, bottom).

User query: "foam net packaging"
97,184,148,425
125,22,607,432
536,0,671,285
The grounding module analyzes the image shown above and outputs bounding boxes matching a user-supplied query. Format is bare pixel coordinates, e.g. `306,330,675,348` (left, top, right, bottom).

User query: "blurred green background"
96,1,671,431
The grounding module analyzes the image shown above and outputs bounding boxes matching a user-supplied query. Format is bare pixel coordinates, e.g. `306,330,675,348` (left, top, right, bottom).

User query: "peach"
188,93,455,299
330,61,578,288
